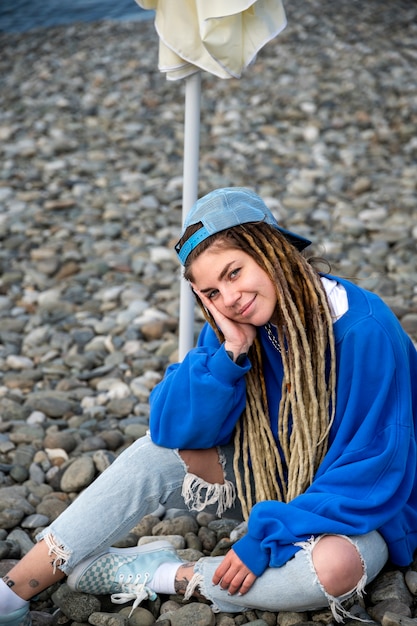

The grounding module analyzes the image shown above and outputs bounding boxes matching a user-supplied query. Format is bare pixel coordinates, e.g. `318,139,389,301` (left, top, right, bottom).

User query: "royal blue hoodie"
149,277,417,576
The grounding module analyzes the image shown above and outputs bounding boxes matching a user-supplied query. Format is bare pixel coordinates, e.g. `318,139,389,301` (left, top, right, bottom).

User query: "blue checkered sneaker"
67,540,182,614
0,606,31,626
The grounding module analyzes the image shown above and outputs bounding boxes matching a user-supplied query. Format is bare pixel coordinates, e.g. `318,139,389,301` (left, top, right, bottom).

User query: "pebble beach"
1,1,417,625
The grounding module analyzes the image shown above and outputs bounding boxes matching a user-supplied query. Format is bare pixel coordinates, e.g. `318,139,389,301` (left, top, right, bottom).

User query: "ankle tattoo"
174,562,193,595
29,579,40,589
174,576,188,595
174,563,204,599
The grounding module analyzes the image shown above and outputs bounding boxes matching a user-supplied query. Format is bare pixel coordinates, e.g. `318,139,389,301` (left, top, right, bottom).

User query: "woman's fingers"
226,568,257,595
213,550,257,595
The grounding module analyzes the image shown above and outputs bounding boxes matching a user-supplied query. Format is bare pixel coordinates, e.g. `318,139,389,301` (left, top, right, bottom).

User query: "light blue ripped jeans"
37,434,388,620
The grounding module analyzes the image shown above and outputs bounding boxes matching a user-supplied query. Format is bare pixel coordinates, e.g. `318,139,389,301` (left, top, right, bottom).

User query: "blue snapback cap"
175,187,311,265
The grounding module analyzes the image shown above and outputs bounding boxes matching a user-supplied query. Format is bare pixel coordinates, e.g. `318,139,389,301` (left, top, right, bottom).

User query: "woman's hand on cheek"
192,286,256,361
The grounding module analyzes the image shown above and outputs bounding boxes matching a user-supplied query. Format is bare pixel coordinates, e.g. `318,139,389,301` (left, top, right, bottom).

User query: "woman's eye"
208,289,219,300
229,267,240,279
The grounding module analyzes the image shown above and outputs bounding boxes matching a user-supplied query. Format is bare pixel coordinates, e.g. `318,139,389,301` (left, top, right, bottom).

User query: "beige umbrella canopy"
135,0,287,356
136,0,286,80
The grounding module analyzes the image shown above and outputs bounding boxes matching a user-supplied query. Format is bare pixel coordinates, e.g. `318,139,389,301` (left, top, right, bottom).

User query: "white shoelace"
110,572,157,616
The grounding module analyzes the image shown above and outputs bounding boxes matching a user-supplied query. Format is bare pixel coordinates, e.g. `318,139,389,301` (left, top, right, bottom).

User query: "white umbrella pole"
179,71,201,360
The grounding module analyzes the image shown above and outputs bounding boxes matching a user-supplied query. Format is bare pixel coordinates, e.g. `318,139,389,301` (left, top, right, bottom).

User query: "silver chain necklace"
264,322,282,353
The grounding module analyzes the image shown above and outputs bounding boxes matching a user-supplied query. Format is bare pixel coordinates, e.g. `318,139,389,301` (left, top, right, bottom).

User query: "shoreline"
0,0,152,35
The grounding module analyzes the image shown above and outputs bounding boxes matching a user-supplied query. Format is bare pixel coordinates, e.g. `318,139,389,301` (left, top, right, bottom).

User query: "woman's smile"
239,295,257,317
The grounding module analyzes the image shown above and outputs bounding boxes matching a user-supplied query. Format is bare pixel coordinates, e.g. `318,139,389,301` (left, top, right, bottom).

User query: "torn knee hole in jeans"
296,535,368,623
178,448,236,517
42,532,71,574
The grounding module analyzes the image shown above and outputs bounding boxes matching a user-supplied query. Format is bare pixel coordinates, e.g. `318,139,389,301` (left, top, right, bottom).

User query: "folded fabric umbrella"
136,0,287,357
136,0,286,80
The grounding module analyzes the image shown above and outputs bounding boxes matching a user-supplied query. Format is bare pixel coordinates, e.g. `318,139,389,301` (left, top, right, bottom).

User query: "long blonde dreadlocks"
183,222,336,520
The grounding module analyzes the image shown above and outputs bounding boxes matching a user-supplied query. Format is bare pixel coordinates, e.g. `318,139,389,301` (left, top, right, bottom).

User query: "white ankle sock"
151,563,181,595
0,579,29,613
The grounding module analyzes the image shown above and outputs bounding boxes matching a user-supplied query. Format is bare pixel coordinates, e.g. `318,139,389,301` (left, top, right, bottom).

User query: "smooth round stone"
60,456,96,492
9,465,29,483
20,513,50,528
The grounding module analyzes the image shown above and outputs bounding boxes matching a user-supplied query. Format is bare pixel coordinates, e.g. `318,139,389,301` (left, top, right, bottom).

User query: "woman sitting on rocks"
1,187,417,625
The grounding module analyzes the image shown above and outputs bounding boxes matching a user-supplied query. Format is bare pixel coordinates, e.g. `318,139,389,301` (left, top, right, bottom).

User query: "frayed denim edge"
295,534,369,623
35,530,72,575
178,447,237,517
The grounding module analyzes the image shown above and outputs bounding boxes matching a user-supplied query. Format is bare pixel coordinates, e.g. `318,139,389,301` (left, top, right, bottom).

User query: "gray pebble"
369,570,413,606
381,612,417,626
60,457,96,492
119,606,155,626
405,569,417,596
43,431,78,453
9,465,29,483
52,584,101,622
6,528,35,556
88,613,127,626
169,603,215,626
152,515,199,537
20,513,50,529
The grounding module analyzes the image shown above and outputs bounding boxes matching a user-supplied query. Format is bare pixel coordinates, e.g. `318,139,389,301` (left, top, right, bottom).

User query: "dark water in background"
0,0,152,33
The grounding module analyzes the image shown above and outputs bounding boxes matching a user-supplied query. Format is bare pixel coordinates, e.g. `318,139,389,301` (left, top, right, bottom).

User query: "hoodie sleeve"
233,313,417,576
149,323,251,449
